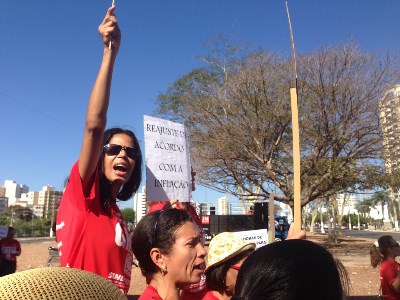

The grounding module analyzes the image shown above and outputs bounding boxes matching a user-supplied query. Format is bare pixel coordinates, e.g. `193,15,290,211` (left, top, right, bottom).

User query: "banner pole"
285,1,301,230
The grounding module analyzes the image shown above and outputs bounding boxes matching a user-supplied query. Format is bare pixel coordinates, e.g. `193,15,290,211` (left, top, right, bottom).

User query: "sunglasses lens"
104,144,122,155
104,144,138,160
124,148,136,159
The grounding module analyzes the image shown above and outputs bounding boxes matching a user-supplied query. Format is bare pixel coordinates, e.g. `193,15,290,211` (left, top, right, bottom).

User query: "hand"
170,199,179,209
286,223,306,240
98,6,121,51
170,199,186,210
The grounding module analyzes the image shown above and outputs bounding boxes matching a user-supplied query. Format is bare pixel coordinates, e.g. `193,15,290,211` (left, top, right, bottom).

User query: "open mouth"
114,164,127,174
194,263,206,271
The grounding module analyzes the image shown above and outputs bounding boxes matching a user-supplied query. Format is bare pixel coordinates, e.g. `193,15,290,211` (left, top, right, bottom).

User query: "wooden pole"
268,193,275,243
290,88,301,230
285,1,301,230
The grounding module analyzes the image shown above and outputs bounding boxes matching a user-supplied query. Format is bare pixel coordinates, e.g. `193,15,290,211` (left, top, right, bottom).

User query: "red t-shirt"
56,162,132,294
201,291,220,300
381,259,400,300
139,285,163,300
0,238,21,262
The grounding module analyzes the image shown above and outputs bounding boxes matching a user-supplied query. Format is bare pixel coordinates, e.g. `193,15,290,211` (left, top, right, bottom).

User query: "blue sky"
1,1,399,209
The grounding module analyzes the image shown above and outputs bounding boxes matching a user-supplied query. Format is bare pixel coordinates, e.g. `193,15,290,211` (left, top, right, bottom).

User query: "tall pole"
285,1,301,230
268,193,275,243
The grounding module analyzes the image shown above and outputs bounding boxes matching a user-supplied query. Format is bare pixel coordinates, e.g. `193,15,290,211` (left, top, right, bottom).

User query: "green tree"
121,208,135,226
157,40,400,209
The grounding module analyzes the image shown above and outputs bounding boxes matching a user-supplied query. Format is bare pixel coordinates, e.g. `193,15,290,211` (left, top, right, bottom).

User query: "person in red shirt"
371,235,400,300
56,6,142,295
147,168,207,299
148,200,207,299
132,209,206,300
0,227,21,277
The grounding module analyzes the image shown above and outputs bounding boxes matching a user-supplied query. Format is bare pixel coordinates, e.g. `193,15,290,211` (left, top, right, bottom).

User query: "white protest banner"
144,115,191,202
233,229,268,249
0,226,9,238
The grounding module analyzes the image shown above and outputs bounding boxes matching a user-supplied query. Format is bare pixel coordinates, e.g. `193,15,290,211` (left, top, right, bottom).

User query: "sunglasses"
103,144,140,160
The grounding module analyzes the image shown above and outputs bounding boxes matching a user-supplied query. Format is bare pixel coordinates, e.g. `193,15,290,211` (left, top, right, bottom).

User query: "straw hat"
205,232,256,273
0,267,127,300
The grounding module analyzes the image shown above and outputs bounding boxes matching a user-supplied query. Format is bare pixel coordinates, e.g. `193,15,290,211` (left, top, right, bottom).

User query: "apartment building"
379,85,400,216
133,186,147,225
380,85,400,172
4,180,29,206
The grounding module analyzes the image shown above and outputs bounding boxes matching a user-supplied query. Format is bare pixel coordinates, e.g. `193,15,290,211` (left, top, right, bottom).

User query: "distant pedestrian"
371,235,400,299
0,227,21,277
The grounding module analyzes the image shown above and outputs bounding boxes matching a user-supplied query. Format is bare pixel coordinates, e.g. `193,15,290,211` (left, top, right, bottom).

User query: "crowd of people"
0,5,393,300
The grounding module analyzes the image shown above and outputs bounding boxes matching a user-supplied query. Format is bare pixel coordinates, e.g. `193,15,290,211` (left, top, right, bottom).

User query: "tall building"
3,180,29,206
0,186,5,197
20,191,39,206
133,187,147,225
0,198,7,214
380,85,400,173
38,186,63,219
218,196,230,215
379,85,400,222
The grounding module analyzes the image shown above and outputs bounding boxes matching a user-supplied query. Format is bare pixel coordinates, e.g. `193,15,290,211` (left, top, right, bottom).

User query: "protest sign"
233,229,268,249
144,115,191,202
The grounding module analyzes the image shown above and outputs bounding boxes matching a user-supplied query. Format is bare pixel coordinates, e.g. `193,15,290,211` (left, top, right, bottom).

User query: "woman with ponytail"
371,235,400,299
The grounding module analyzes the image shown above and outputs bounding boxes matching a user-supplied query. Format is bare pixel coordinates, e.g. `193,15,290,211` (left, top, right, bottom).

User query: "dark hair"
206,249,254,293
131,209,193,278
370,235,395,268
98,128,142,210
235,239,349,300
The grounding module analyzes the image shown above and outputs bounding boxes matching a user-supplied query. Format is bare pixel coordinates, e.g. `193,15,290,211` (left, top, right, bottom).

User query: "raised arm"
79,6,121,193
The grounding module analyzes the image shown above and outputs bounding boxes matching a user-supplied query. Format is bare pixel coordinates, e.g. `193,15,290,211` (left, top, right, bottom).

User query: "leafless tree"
156,41,400,209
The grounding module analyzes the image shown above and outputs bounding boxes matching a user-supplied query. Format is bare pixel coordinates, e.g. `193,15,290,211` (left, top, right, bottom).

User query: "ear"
150,248,165,269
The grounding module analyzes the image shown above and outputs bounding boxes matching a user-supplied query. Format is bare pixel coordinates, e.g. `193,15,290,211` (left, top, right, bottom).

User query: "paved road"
17,230,400,244
343,229,400,241
18,236,56,244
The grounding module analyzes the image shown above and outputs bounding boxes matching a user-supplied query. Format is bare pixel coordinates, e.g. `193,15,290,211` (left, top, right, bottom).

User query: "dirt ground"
15,232,380,300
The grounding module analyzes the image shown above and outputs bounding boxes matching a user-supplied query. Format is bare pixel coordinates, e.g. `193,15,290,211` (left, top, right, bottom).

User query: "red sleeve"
65,161,100,211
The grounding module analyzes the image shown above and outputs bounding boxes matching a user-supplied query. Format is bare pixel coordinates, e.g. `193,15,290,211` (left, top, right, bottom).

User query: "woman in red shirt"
132,209,206,300
56,6,142,295
371,235,400,300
